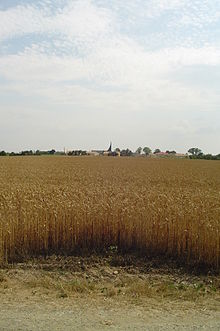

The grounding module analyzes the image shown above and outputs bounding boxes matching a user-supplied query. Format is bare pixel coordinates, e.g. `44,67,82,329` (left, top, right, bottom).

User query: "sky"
0,0,220,153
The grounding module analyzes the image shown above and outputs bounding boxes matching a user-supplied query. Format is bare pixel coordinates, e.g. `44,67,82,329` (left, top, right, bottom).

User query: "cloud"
1,43,220,132
0,5,45,41
0,0,220,153
1,42,220,95
0,1,113,44
174,1,220,28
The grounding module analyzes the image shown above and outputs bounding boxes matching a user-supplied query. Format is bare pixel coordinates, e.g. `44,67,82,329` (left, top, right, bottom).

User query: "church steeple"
107,142,112,152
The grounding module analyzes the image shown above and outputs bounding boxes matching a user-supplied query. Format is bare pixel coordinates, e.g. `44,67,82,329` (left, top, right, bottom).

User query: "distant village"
86,143,188,158
1,143,220,160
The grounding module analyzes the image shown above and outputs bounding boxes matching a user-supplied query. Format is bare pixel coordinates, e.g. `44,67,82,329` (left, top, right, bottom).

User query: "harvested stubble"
0,156,220,269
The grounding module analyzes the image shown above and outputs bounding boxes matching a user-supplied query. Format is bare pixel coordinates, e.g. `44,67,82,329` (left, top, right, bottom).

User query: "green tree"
136,147,142,154
166,150,176,154
154,149,161,154
143,147,151,155
188,148,202,156
49,149,56,155
120,149,133,156
21,150,33,156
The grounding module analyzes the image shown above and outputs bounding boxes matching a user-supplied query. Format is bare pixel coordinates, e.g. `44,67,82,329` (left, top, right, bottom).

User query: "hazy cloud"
0,0,220,153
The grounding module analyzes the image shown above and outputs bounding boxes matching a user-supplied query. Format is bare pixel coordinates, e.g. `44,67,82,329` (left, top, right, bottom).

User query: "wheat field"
0,156,220,269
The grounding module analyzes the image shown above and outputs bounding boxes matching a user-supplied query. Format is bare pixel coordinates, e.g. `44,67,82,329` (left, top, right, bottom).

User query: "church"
90,143,120,156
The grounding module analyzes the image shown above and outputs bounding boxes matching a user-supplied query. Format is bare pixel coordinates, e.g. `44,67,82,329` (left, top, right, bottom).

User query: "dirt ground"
0,255,220,331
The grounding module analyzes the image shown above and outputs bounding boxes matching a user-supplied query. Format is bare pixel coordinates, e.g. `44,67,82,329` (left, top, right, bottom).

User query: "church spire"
107,142,112,152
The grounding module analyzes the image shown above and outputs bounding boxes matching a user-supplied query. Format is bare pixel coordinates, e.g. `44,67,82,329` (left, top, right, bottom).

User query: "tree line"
187,148,220,160
0,146,219,160
0,149,64,156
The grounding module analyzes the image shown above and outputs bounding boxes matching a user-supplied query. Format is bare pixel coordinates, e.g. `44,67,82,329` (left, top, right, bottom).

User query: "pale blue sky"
0,0,220,153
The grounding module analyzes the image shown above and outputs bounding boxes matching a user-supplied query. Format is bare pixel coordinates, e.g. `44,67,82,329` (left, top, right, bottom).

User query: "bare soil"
0,255,220,331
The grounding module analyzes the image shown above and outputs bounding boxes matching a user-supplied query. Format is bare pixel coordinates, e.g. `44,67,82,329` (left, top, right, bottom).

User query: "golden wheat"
0,156,220,269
